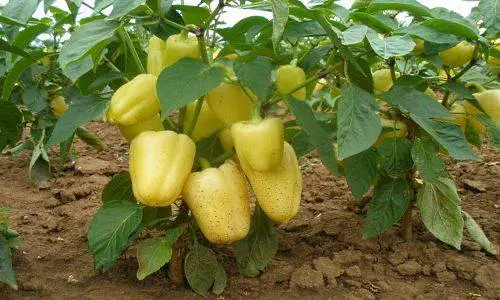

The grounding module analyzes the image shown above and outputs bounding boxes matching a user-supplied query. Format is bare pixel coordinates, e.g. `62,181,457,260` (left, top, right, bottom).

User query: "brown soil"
0,121,499,300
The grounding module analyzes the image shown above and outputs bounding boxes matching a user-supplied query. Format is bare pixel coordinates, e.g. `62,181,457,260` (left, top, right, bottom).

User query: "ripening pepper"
439,41,475,68
50,96,68,117
413,38,425,55
231,118,284,172
240,142,302,223
465,89,500,134
165,32,201,67
206,82,254,127
372,69,399,94
487,44,500,66
107,74,160,126
219,128,239,163
119,114,164,142
147,36,168,77
373,117,408,147
183,162,251,244
450,103,466,132
276,64,306,100
183,100,224,141
129,131,196,207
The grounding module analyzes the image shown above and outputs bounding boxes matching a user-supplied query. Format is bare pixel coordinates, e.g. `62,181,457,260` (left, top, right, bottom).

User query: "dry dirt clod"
43,197,60,208
345,265,362,277
462,179,487,192
312,257,344,286
75,157,114,175
260,261,294,284
474,265,500,290
396,260,422,276
353,288,376,300
436,271,457,283
289,264,324,289
60,190,76,202
333,249,362,265
387,250,409,266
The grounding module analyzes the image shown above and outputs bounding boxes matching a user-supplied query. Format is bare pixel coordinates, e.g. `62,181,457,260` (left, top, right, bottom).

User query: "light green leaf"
363,177,410,238
463,211,497,255
337,83,381,160
417,177,464,249
366,30,415,59
420,18,479,40
411,139,446,181
234,56,272,102
349,12,396,33
341,24,368,45
1,51,46,101
367,0,432,17
107,0,145,20
270,0,289,49
88,200,143,270
477,0,500,34
156,58,224,116
3,0,40,24
136,237,172,280
29,145,51,184
0,235,17,290
62,55,93,82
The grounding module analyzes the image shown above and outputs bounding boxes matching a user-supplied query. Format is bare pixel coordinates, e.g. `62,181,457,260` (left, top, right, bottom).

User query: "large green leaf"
29,144,51,184
377,137,413,176
345,56,373,93
283,21,326,39
184,244,225,295
367,0,432,17
156,58,225,116
420,18,479,40
87,200,143,270
270,0,289,49
363,177,410,238
417,178,463,249
396,24,458,45
477,0,500,35
234,206,278,277
62,55,93,82
2,0,40,24
107,0,144,20
337,83,381,160
463,211,497,255
288,99,339,176
349,12,396,33
411,139,446,181
12,23,50,51
0,39,30,58
366,31,415,59
341,24,368,45
101,172,135,203
58,19,119,70
22,85,48,113
0,101,23,148
1,51,46,101
343,147,379,200
46,94,109,147
136,237,173,280
298,45,331,71
0,235,17,290
411,115,479,161
234,56,272,102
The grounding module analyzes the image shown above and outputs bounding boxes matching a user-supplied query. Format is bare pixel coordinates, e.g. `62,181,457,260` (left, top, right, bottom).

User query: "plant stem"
203,0,225,29
161,18,193,32
195,29,210,64
388,58,397,82
251,101,262,121
104,58,129,82
184,98,204,137
402,199,413,241
211,148,236,165
118,28,146,74
198,157,212,170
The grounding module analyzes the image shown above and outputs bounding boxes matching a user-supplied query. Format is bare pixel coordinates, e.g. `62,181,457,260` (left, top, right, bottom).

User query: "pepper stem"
198,157,211,170
251,101,262,121
465,81,487,93
179,29,189,39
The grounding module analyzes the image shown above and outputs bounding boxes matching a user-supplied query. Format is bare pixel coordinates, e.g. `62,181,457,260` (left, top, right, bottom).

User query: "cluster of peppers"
106,32,305,244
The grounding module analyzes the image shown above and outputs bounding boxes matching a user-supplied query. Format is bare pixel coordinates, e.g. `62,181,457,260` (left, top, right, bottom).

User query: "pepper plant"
0,0,499,295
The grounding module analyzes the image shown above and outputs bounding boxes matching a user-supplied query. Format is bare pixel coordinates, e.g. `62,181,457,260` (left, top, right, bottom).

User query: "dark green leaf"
345,57,373,93
76,126,105,150
62,55,93,82
411,139,446,180
270,0,289,49
0,39,30,58
88,200,143,270
367,0,432,17
107,0,144,20
417,177,463,249
337,83,381,160
101,172,135,203
12,23,50,51
283,21,326,39
0,235,17,290
298,45,331,71
212,263,227,295
343,147,379,200
184,244,220,295
174,5,209,26
46,94,109,147
136,237,172,280
377,137,413,176
477,0,500,35
234,206,278,277
363,177,410,238
234,56,272,102
464,118,482,148
157,58,224,116
474,114,500,147
22,86,48,113
2,0,40,24
0,102,23,148
396,24,458,45
1,51,46,101
349,12,396,33
164,225,186,245
57,133,75,174
420,18,479,40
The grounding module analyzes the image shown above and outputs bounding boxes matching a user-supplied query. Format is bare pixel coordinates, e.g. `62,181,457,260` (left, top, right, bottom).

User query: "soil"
0,121,499,300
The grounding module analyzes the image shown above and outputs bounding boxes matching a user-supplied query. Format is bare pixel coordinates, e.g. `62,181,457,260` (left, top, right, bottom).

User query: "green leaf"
212,263,227,295
411,139,446,181
337,83,381,160
283,21,326,39
1,51,46,101
341,24,368,45
95,0,114,12
463,211,497,255
57,133,74,174
88,200,143,270
2,0,40,24
156,58,224,116
184,244,220,295
29,145,51,184
0,235,17,290
58,19,119,70
477,0,500,35
234,56,272,102
411,115,480,161
76,126,105,150
136,237,172,280
164,225,186,245
288,99,340,176
380,86,451,119
22,86,48,113
298,45,331,71
107,0,145,20
417,177,464,249
396,24,458,45
101,172,135,203
343,147,379,200
62,55,93,82
46,94,109,147
366,30,415,59
174,5,209,27
464,118,482,148
234,206,278,277
12,23,51,51
349,12,396,33
377,137,413,176
345,56,373,93
363,177,410,238
367,0,432,17
420,18,479,40
0,101,23,148
0,39,30,58
474,114,500,147
270,0,289,49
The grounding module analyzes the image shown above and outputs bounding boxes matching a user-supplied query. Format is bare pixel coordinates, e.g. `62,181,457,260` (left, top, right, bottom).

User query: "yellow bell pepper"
206,82,254,127
50,95,68,117
450,103,466,132
165,31,201,67
119,114,164,142
107,74,160,126
231,118,284,172
413,38,425,55
147,36,168,77
129,131,196,207
183,162,251,244
439,41,475,68
465,89,500,134
183,100,224,141
219,128,239,163
372,69,399,94
276,64,306,100
373,117,408,147
240,142,302,223
487,44,500,66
